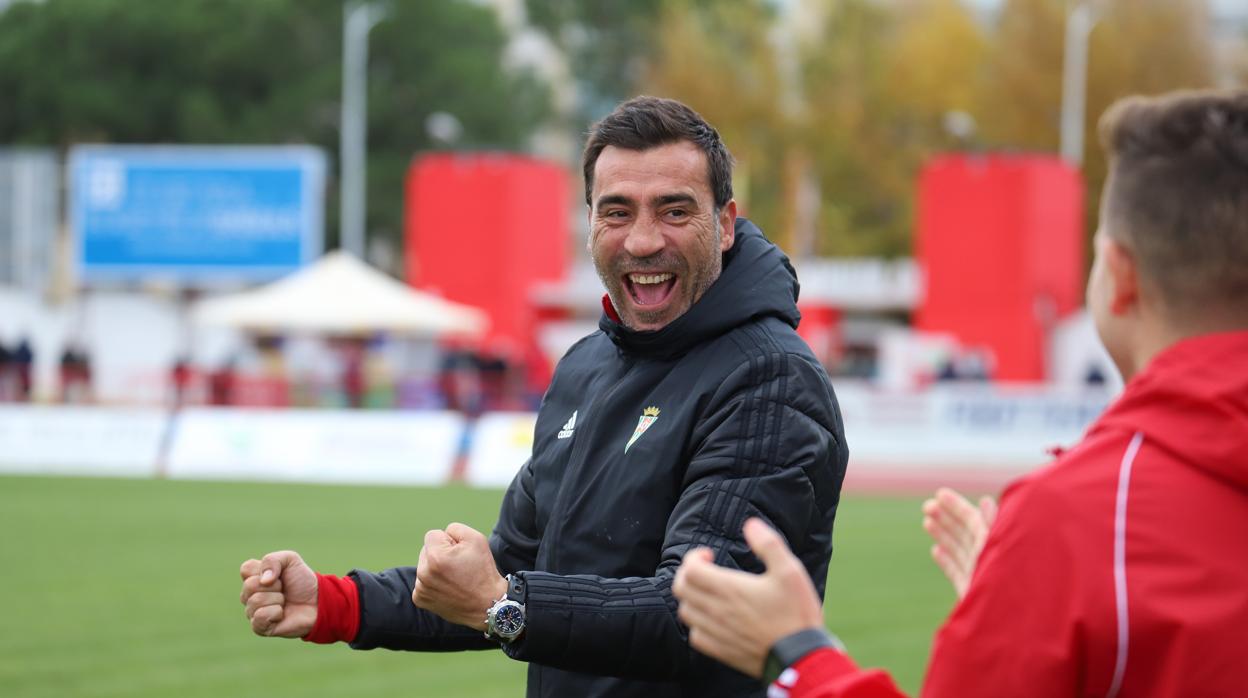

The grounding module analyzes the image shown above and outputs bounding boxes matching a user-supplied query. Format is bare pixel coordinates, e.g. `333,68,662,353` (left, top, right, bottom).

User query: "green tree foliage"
525,0,682,126
365,1,548,246
0,0,342,144
0,0,548,252
801,0,919,257
638,0,1223,259
642,0,989,257
982,0,1215,259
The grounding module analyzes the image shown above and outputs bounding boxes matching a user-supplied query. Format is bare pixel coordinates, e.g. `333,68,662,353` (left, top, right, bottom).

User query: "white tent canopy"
192,251,488,337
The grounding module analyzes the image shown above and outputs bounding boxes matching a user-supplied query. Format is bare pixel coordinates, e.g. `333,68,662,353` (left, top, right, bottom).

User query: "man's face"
587,141,736,332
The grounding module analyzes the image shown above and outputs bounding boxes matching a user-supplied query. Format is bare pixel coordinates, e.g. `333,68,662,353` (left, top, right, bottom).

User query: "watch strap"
506,573,526,603
762,628,844,685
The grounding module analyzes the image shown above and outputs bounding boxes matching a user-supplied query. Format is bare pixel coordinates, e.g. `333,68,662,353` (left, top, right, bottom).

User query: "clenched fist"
238,550,318,638
411,522,507,631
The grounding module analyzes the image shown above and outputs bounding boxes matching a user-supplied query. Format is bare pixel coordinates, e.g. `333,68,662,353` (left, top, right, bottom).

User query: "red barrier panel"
404,152,569,389
915,154,1084,381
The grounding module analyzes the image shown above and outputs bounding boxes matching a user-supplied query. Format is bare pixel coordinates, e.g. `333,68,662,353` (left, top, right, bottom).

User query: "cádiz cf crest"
624,406,661,453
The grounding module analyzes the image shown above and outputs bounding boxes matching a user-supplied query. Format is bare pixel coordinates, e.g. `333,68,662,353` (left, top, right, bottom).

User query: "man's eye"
665,209,687,219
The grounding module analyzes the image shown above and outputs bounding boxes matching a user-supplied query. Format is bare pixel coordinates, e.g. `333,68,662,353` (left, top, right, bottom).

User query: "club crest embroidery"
625,406,660,453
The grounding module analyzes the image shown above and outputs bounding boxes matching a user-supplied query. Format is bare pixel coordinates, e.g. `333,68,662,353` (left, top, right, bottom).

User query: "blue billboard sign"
70,145,327,285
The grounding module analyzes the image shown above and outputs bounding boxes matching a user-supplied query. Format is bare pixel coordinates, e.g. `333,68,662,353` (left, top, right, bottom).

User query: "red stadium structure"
404,152,570,390
915,154,1085,382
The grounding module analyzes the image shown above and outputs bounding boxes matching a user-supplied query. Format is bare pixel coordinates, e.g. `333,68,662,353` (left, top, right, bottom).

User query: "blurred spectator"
439,348,483,415
955,348,992,382
341,339,366,409
209,357,238,406
0,339,11,401
60,344,93,404
478,353,523,411
12,339,33,401
170,356,192,408
250,334,291,407
936,347,993,382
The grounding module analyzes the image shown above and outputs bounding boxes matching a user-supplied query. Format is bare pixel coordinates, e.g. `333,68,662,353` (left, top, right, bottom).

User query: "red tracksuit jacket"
777,331,1248,698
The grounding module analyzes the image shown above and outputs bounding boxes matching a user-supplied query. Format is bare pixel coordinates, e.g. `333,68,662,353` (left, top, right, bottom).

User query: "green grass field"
0,476,955,697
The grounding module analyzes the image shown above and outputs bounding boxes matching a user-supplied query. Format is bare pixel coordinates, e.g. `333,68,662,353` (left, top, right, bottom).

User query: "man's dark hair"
582,96,734,209
1098,89,1248,319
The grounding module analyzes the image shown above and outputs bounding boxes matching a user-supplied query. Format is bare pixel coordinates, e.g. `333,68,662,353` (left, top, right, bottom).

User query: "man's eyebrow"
653,193,698,208
594,194,634,210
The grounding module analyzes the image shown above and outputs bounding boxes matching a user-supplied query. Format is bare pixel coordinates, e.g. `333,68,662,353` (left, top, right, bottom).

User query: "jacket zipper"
542,357,637,572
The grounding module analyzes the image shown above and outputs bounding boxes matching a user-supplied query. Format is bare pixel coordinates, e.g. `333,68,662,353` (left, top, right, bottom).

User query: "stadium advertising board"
463,411,538,488
460,386,1111,491
0,405,166,477
831,383,1111,490
70,145,326,285
166,408,465,485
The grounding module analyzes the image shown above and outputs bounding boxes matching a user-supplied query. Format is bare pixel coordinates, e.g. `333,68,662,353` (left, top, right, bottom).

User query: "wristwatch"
484,574,526,643
761,627,845,684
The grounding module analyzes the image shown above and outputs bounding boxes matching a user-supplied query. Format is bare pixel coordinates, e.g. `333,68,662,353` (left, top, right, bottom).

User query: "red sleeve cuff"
302,572,360,644
774,648,906,698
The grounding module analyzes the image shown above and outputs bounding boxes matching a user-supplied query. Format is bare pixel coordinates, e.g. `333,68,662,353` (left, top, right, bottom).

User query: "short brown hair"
1098,89,1248,318
582,96,734,209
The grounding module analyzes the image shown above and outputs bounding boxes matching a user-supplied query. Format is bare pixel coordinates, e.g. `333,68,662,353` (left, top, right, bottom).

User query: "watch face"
494,603,524,637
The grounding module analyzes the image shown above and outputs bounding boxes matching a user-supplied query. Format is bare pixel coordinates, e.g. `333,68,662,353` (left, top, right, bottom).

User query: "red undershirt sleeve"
302,572,360,644
775,648,908,698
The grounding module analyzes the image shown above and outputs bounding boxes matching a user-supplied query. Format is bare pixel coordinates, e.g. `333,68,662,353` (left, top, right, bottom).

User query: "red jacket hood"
1091,330,1248,492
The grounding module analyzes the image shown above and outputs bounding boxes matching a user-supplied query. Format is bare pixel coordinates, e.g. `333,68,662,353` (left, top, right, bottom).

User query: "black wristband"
762,628,843,685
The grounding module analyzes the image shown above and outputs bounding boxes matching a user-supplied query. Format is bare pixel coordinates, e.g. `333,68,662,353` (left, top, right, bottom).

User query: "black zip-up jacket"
347,218,848,697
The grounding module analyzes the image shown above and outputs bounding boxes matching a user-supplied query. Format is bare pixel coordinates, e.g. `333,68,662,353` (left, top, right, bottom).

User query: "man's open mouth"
625,272,677,306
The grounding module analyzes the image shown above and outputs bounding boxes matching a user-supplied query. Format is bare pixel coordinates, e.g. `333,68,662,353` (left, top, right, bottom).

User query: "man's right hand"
239,550,319,638
922,487,998,599
673,518,825,678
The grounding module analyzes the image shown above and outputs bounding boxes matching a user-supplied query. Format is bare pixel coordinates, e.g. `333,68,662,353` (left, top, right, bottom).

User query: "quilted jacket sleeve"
501,352,848,680
346,460,540,652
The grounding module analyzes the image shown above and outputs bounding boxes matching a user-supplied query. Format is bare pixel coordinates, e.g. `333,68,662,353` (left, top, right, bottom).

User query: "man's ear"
719,200,738,252
1104,236,1139,316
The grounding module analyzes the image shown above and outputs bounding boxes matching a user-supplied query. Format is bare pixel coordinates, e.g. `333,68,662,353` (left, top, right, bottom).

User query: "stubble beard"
592,223,723,332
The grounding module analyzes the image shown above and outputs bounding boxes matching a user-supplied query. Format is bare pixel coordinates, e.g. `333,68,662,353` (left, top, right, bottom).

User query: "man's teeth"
630,273,673,285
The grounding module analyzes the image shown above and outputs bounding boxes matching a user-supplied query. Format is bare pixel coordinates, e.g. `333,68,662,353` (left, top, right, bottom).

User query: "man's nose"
623,220,666,259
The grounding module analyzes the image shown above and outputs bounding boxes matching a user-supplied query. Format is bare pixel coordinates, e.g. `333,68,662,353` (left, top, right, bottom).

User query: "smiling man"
238,96,848,698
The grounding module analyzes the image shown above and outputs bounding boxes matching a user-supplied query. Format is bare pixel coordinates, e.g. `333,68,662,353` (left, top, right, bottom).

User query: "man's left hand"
411,522,507,631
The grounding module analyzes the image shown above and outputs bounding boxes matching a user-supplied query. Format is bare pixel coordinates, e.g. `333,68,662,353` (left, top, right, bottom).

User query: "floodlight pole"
1060,0,1104,167
340,1,389,259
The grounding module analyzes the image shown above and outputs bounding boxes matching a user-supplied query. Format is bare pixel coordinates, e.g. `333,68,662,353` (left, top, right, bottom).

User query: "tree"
979,0,1215,253
0,0,341,145
0,0,550,256
524,0,667,125
637,0,990,258
365,1,549,250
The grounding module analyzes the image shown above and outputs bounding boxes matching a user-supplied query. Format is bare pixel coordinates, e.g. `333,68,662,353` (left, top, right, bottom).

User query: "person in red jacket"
673,88,1248,697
